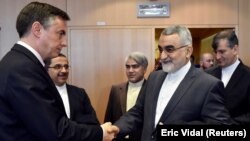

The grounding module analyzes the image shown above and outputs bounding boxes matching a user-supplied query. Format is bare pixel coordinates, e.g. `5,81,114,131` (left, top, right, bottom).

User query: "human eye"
165,45,175,53
54,64,62,69
57,31,66,39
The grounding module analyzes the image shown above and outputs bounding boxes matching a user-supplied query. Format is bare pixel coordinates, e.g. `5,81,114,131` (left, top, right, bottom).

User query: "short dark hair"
44,53,66,70
16,1,70,38
212,29,238,50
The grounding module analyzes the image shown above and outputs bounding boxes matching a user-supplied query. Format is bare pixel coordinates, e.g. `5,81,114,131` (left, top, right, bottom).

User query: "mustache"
58,72,68,77
160,58,172,64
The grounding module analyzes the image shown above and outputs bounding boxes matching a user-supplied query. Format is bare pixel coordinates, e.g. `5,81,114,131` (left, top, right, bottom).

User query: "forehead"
126,58,138,64
217,39,229,49
47,17,67,30
51,56,68,64
204,54,213,58
159,34,181,46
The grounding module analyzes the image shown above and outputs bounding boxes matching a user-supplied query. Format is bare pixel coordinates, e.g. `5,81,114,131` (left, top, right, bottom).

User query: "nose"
215,53,221,60
160,52,168,60
61,36,67,48
61,66,68,72
128,67,134,72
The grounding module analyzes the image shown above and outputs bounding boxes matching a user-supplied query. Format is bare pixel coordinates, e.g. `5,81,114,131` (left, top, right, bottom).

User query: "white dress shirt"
56,84,70,118
221,59,240,87
155,61,191,126
126,79,144,111
17,41,45,66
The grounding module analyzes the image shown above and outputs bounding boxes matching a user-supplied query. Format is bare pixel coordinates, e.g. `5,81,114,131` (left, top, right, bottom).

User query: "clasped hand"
101,122,119,141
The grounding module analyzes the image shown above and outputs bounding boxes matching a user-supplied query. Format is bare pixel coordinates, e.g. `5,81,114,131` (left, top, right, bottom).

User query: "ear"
31,21,42,38
186,46,193,58
233,45,239,54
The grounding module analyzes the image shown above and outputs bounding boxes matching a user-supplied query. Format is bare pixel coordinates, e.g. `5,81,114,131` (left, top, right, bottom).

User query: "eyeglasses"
48,64,70,70
157,45,189,53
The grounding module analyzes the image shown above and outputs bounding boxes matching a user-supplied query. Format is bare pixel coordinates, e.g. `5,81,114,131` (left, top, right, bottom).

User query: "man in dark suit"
113,25,231,141
0,2,117,141
206,29,250,125
104,51,148,141
45,53,100,125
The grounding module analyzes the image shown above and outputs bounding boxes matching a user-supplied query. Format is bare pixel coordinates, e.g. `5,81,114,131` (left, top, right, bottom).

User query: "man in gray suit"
114,25,231,141
206,29,250,125
105,52,148,141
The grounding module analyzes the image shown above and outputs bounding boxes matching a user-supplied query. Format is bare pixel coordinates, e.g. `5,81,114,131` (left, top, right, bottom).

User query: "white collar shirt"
17,41,45,66
56,84,70,118
221,59,240,87
155,61,191,126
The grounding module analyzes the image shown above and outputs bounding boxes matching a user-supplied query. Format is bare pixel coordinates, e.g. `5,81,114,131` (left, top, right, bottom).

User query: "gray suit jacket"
115,66,231,141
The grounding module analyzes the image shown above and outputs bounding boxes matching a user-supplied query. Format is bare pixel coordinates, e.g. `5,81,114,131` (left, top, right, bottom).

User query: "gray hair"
125,52,148,70
161,25,192,46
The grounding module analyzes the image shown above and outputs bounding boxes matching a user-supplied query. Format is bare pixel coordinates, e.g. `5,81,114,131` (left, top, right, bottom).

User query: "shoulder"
205,65,220,73
66,84,88,97
111,81,127,89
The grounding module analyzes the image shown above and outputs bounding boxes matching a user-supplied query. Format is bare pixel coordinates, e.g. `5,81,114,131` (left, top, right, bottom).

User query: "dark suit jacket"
66,84,100,125
0,44,102,141
104,81,146,141
115,66,231,141
206,62,250,124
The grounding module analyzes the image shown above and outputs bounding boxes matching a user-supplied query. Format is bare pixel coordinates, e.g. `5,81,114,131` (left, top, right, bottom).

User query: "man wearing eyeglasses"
113,25,231,141
45,53,100,125
104,51,148,141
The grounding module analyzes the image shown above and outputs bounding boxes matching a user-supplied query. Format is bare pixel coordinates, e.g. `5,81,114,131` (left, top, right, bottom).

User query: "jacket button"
159,122,164,125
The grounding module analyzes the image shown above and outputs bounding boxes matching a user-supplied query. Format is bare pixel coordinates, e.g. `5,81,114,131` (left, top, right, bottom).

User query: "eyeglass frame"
47,64,70,70
157,44,189,53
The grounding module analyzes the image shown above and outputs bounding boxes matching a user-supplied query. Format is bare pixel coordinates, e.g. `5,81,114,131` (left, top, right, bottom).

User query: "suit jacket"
104,81,146,141
66,84,100,125
0,44,102,141
206,62,250,124
115,66,231,141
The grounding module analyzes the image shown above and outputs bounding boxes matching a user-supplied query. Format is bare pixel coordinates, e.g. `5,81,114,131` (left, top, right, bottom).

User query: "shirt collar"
128,79,144,87
167,61,191,81
222,59,240,74
17,41,45,66
56,84,67,91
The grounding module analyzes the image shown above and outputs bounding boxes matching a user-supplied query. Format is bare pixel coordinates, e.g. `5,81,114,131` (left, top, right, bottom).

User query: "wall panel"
68,27,154,122
67,0,238,26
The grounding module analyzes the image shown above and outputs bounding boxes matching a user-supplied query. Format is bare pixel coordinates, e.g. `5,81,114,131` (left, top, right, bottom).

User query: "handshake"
101,122,120,141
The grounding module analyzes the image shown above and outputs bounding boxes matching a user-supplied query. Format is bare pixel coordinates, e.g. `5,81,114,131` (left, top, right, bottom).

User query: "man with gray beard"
113,25,231,141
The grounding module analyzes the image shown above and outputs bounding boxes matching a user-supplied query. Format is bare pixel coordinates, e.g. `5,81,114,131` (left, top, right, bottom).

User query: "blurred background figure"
105,51,148,141
200,52,214,70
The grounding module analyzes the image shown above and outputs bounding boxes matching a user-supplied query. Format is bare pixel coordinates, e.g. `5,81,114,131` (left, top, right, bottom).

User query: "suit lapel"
225,63,244,91
12,44,66,112
159,66,197,122
119,82,128,114
151,72,168,125
66,84,75,119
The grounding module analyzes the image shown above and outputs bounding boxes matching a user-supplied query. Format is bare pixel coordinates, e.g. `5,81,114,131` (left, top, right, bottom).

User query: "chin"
162,64,174,73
